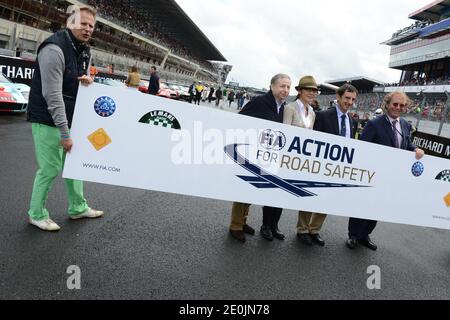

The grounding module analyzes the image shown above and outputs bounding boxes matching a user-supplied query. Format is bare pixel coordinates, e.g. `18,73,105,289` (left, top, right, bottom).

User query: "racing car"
0,73,30,113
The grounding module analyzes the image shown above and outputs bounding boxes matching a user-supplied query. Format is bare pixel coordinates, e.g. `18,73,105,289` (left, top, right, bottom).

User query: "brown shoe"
229,229,246,242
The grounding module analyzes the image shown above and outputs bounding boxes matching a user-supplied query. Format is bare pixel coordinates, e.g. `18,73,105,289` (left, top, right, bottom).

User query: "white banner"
64,84,450,230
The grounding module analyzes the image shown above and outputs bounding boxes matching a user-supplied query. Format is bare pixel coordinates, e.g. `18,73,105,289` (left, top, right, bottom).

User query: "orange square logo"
88,128,111,151
445,193,450,207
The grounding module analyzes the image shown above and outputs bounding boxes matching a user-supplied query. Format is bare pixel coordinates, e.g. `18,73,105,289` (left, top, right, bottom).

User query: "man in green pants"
26,5,103,231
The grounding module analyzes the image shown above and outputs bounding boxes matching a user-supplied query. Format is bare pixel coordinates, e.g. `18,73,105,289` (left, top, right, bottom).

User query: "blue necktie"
340,114,346,137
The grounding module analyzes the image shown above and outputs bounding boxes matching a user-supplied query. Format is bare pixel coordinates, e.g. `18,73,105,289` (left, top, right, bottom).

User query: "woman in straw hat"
284,75,317,129
283,75,327,247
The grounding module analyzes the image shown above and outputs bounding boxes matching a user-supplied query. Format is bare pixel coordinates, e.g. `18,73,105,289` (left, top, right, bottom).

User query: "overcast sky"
175,0,432,91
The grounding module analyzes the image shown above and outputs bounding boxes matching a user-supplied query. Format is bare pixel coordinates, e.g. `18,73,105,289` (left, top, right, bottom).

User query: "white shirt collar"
336,105,347,119
386,114,400,124
276,100,285,113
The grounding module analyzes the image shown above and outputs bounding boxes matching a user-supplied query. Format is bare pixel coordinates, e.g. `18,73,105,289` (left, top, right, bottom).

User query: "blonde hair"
67,5,97,26
79,5,97,17
382,91,410,110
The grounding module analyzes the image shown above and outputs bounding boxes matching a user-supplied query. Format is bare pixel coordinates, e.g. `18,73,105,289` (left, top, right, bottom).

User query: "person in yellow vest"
194,82,204,105
125,66,141,90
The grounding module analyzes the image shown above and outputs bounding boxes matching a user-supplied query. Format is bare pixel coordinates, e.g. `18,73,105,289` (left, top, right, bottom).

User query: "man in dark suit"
346,92,425,251
148,66,160,95
229,74,291,242
297,84,358,247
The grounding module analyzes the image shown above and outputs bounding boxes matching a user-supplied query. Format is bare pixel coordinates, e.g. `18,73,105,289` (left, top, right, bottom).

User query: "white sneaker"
70,208,104,220
29,218,61,231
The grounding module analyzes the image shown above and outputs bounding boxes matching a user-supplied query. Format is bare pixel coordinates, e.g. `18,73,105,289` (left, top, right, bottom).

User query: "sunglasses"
391,102,406,108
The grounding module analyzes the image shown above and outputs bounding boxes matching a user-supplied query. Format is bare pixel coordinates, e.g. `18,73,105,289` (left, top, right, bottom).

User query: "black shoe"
229,229,246,243
359,237,377,251
310,234,325,246
297,233,313,246
260,226,273,241
243,224,255,235
271,228,285,241
346,237,358,249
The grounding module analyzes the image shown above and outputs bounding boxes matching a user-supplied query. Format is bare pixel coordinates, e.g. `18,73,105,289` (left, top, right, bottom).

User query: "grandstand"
376,0,450,136
378,2,450,89
0,0,231,85
316,1,450,137
316,76,385,116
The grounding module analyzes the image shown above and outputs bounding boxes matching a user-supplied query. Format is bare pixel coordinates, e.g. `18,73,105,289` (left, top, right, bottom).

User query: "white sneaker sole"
69,211,104,220
29,220,61,231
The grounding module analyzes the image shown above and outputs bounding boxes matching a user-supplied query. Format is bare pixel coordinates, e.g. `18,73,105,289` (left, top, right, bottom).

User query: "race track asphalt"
1,105,450,300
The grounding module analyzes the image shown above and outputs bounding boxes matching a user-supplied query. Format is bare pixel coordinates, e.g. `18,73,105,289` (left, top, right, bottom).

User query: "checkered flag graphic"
152,117,173,128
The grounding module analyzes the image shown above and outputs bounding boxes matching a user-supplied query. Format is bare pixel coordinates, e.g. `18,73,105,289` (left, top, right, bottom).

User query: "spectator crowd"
87,0,218,74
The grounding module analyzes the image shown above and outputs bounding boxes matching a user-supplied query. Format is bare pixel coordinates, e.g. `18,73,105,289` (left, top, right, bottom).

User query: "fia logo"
259,129,286,151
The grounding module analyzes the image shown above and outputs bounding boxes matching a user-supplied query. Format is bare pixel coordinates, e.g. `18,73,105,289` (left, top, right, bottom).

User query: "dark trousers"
262,206,283,230
348,218,377,240
195,94,201,104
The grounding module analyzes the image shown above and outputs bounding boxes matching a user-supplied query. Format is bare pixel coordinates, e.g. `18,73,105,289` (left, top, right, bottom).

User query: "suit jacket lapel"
349,117,354,138
330,108,340,136
399,118,408,149
266,91,279,120
382,117,396,147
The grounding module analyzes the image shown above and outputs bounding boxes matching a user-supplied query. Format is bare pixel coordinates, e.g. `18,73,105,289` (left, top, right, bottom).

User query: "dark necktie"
392,120,400,148
340,114,346,137
278,103,285,122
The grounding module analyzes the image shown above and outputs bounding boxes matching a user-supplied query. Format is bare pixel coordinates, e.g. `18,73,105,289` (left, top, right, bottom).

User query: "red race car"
157,82,179,99
138,81,179,99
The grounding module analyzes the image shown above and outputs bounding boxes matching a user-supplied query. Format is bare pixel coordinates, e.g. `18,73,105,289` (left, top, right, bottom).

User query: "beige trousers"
229,202,251,231
297,211,327,234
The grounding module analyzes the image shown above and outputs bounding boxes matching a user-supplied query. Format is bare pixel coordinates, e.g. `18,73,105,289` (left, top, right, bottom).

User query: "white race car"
0,73,30,113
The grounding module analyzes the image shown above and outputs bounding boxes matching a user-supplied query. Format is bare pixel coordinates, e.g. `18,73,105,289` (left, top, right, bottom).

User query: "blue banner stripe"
225,144,368,197
237,176,369,189
225,144,316,197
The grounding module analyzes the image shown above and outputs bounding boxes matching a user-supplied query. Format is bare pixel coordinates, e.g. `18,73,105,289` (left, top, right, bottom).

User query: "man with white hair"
229,74,291,243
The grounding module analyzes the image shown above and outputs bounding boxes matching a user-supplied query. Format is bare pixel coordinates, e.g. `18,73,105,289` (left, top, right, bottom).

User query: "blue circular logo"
411,162,424,177
258,129,286,151
94,96,116,117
